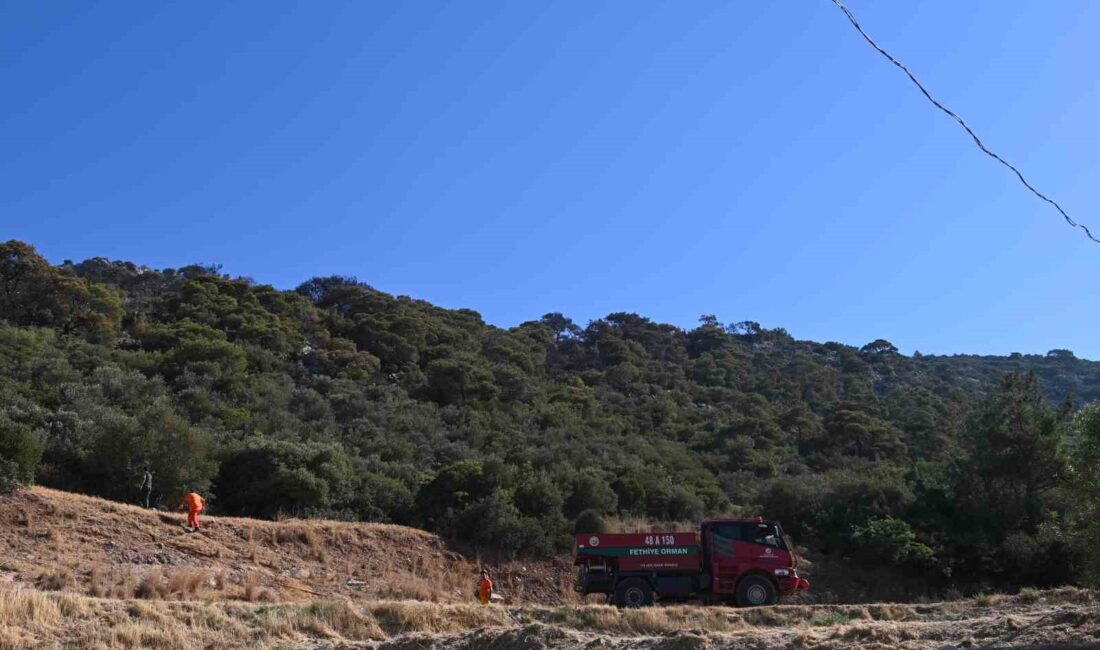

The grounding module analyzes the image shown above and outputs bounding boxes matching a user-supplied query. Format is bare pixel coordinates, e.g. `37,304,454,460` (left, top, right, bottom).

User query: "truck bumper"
777,574,810,595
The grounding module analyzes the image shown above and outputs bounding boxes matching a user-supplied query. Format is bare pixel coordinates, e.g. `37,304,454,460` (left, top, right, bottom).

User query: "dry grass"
166,569,207,598
34,568,73,592
972,592,997,607
0,486,572,606
0,588,385,649
0,585,1094,649
83,567,221,601
242,573,272,603
135,571,163,600
367,601,512,635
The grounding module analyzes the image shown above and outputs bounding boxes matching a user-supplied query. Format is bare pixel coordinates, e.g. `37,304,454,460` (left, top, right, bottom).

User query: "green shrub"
850,516,935,567
574,509,609,534
213,439,353,518
0,414,42,492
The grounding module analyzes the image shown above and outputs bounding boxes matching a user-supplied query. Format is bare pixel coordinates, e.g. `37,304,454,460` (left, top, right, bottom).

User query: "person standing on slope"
478,570,493,605
139,467,153,508
179,491,205,531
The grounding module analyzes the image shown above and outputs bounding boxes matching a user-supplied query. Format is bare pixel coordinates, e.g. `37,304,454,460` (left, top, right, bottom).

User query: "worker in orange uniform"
478,570,493,605
178,491,205,531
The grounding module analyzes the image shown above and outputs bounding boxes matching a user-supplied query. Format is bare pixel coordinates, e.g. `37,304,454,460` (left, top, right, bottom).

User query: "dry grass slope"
0,487,574,606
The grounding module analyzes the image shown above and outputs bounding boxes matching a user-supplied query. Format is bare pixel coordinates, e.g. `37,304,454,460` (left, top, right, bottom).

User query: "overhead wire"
829,0,1099,245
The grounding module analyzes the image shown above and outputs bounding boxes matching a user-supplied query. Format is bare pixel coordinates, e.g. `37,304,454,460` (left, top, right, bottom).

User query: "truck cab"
574,517,808,607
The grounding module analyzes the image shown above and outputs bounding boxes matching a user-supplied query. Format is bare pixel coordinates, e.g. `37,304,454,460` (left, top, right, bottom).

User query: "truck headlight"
773,568,790,577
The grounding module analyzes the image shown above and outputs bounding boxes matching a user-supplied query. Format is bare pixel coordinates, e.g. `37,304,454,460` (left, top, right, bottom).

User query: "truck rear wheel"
614,578,654,608
735,575,777,607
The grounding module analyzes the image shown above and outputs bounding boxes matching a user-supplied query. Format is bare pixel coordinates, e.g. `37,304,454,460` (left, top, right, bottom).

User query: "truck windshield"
749,523,785,549
710,522,788,550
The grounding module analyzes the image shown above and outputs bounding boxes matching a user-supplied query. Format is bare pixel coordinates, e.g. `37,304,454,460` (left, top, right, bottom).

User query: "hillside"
2,239,1100,595
1,487,1097,649
0,487,574,606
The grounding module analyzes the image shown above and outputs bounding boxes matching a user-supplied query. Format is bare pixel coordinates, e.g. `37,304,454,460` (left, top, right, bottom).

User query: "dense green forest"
1,240,1098,591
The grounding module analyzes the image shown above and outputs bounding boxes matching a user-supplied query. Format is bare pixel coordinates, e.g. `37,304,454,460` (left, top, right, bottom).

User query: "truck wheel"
735,575,777,607
614,578,654,608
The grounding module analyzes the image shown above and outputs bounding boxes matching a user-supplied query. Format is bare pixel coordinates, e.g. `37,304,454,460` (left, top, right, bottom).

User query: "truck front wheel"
614,578,654,608
735,575,777,607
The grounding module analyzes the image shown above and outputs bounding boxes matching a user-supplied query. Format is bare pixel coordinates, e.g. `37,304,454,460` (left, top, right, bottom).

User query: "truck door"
706,522,744,596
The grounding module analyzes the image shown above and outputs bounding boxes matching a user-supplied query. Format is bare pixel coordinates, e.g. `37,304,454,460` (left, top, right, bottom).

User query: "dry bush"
267,525,329,561
88,566,109,598
135,570,165,600
88,566,138,599
124,601,169,626
106,622,190,649
166,569,208,599
834,621,916,645
35,568,73,592
275,526,309,546
864,604,914,621
333,529,352,549
306,530,327,562
610,607,679,634
243,573,272,602
377,576,445,603
0,629,34,650
299,600,384,640
115,575,139,600
1041,587,1095,604
0,589,61,628
809,611,854,627
368,601,510,635
305,527,321,548
972,592,995,607
245,528,260,563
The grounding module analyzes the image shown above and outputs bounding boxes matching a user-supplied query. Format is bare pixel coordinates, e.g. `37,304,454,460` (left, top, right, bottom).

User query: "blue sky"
3,1,1098,358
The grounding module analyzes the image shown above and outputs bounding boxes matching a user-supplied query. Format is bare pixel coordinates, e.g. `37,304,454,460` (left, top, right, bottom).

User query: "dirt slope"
0,487,575,605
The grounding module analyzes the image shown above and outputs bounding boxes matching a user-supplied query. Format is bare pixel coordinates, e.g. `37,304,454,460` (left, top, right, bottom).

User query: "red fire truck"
573,517,809,607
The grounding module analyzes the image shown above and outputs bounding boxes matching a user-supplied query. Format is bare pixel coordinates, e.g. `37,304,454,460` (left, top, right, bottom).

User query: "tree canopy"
2,240,1099,590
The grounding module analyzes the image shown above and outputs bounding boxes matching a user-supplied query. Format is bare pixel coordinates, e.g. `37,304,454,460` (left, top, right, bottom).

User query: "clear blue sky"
3,1,1098,358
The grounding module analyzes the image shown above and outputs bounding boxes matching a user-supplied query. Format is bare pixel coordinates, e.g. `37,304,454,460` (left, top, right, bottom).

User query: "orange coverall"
182,492,204,529
478,576,493,605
